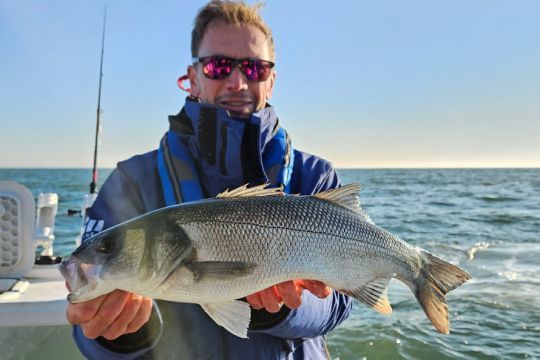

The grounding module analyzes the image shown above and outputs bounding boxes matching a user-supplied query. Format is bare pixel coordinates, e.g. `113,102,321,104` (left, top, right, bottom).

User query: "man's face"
188,21,275,118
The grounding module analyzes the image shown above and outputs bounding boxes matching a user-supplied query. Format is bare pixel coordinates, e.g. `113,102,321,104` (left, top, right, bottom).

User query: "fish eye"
96,235,115,253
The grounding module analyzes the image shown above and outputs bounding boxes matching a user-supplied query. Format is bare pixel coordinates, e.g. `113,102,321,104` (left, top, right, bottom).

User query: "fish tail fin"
413,250,471,334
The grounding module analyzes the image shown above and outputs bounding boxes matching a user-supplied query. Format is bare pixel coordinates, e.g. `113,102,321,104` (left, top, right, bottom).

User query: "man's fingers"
295,280,331,298
260,286,283,313
125,297,153,334
101,293,144,340
276,281,302,309
66,294,107,325
246,293,264,310
247,280,330,313
80,290,130,339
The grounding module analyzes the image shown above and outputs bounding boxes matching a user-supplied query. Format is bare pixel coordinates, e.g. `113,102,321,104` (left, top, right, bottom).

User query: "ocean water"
1,168,539,359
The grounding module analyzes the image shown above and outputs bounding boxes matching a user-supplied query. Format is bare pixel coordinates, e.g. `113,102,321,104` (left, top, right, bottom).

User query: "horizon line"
1,166,539,170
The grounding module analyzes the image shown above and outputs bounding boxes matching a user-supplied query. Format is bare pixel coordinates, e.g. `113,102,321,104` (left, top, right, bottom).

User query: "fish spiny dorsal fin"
314,184,373,223
216,183,285,198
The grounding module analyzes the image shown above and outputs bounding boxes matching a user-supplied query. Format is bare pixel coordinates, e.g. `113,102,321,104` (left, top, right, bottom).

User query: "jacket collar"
179,98,279,148
166,98,281,196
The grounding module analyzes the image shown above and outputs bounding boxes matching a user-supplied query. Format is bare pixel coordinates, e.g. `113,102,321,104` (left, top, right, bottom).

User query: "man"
67,1,352,358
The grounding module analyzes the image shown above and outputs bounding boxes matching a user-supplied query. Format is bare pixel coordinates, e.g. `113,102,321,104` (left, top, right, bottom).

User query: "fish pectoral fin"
186,261,256,281
202,300,251,338
216,183,285,198
340,277,393,315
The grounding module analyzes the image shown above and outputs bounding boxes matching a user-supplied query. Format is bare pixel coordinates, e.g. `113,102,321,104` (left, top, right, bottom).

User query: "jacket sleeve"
72,166,164,359
251,290,352,339
250,160,354,339
73,304,163,360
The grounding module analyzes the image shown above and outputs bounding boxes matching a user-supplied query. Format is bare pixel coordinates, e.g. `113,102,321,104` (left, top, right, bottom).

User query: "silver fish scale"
158,196,424,303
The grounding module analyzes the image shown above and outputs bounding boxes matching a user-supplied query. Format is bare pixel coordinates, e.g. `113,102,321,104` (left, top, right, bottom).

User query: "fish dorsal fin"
313,184,361,211
313,184,373,223
217,184,285,198
340,276,393,315
201,300,252,338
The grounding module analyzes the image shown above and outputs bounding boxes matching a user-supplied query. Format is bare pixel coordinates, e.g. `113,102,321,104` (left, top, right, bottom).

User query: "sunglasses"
192,55,275,82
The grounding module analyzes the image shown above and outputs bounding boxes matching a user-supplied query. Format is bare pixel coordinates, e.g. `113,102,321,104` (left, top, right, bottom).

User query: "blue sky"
1,0,539,168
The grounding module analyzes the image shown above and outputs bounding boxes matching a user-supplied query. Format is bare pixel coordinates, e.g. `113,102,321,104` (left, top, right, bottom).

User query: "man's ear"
187,65,200,97
266,70,276,101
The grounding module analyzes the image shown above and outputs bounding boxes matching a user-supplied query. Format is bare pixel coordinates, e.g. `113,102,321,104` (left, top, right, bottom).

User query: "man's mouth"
219,99,253,114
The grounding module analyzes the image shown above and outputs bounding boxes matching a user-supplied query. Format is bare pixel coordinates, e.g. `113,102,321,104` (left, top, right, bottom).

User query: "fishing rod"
68,8,107,217
90,7,107,194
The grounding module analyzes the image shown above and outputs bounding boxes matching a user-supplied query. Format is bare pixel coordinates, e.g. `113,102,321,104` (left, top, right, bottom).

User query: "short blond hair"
191,0,275,60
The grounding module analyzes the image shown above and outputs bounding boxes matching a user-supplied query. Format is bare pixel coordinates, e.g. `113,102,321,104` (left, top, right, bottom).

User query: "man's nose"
225,66,249,92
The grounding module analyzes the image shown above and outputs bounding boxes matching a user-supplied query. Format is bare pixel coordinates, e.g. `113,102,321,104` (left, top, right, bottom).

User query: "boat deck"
0,264,68,327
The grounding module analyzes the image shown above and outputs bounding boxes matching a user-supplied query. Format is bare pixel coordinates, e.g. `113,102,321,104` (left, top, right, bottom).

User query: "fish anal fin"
217,184,284,198
202,300,251,338
340,277,392,315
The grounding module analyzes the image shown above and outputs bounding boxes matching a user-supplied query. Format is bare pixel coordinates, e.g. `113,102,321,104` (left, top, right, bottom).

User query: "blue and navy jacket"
74,103,353,359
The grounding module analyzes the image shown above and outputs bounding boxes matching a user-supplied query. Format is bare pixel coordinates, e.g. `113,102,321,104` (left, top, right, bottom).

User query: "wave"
426,200,456,207
467,242,491,260
476,195,522,202
462,214,526,225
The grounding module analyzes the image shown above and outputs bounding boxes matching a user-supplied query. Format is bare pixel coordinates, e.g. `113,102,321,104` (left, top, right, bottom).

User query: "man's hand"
246,280,331,313
66,289,153,340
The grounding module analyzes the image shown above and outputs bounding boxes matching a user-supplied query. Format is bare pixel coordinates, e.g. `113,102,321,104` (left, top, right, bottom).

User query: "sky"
1,0,539,169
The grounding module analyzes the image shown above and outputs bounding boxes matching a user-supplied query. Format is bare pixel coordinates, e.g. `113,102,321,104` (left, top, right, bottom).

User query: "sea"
1,168,539,359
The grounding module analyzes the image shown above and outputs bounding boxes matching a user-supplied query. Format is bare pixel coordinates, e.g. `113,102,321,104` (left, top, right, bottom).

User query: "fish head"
60,212,194,303
60,225,137,303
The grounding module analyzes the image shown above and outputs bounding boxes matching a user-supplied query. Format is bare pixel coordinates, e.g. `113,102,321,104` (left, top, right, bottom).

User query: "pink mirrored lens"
202,57,272,82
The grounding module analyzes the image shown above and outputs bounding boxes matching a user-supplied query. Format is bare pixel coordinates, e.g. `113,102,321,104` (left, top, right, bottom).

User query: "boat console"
0,181,68,326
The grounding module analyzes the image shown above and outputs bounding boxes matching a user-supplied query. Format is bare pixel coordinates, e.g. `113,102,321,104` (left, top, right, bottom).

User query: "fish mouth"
59,256,101,303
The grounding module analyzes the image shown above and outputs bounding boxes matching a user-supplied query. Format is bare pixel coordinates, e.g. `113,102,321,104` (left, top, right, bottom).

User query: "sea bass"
60,184,470,338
